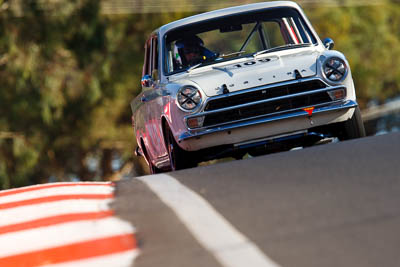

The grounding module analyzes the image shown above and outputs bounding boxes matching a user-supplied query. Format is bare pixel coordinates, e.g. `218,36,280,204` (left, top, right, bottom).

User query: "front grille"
205,80,327,111
200,79,332,128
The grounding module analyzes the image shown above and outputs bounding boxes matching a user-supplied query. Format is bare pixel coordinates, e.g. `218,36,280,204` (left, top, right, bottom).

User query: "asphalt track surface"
114,132,400,267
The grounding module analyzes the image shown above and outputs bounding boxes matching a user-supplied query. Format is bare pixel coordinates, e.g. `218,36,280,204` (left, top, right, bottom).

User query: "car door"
140,35,166,163
131,37,151,154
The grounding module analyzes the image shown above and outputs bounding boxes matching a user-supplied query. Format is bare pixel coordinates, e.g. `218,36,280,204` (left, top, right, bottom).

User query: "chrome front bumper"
178,99,358,142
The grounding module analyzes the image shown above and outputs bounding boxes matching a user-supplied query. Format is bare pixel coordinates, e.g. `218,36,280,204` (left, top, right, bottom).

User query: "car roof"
156,1,303,37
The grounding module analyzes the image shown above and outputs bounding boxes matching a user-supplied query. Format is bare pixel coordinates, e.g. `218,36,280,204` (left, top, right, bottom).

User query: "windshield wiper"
186,62,204,73
220,50,246,59
253,43,312,58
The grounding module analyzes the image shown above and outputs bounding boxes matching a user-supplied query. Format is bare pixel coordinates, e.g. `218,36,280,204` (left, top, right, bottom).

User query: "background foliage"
0,0,399,189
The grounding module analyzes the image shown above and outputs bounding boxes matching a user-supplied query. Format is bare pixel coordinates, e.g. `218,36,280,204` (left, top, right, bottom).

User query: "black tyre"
141,141,162,174
232,151,246,160
148,160,162,174
165,126,196,171
337,107,366,140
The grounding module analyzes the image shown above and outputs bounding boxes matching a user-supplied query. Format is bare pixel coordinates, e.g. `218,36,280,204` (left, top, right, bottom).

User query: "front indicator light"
187,116,205,129
328,88,346,100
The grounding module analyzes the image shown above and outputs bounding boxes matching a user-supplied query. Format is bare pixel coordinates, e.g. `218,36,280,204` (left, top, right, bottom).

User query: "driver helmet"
174,35,204,66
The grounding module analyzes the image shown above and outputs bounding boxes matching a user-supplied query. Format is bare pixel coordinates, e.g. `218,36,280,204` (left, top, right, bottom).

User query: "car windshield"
164,7,317,75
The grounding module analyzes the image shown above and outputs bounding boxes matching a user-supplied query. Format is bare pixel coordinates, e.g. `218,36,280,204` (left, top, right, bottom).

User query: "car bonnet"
175,49,320,97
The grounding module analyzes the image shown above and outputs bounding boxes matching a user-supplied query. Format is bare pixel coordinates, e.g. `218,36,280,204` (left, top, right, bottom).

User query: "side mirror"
323,38,335,50
141,74,153,88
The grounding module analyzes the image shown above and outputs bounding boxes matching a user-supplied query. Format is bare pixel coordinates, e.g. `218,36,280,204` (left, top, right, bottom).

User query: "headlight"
177,86,202,111
323,57,348,82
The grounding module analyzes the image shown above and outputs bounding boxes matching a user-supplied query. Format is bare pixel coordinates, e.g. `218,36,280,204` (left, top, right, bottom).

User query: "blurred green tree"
307,0,400,107
0,0,399,189
0,0,187,188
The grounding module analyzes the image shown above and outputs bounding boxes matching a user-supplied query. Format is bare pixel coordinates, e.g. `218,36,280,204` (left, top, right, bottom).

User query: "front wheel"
165,126,196,171
337,107,366,140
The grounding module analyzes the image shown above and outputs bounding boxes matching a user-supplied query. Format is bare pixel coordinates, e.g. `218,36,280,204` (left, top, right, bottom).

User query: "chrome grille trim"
203,77,326,102
194,86,343,117
188,101,340,130
185,78,346,130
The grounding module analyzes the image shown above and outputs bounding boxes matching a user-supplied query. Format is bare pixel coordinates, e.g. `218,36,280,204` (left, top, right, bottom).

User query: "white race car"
131,1,365,173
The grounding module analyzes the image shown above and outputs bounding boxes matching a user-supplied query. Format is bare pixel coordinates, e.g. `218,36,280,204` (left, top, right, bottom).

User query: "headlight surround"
177,86,202,111
323,57,348,83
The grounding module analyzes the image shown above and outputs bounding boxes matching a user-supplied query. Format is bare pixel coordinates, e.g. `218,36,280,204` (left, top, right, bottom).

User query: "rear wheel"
141,141,162,174
148,161,162,174
337,107,366,140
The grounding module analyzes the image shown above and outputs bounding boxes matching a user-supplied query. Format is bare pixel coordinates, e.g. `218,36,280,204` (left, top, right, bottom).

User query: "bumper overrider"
178,78,358,147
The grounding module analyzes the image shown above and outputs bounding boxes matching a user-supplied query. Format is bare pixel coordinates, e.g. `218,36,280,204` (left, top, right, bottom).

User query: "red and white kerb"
0,182,138,267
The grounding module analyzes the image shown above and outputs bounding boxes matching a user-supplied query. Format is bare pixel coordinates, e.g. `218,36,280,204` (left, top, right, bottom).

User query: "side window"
142,39,151,77
150,37,159,80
